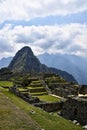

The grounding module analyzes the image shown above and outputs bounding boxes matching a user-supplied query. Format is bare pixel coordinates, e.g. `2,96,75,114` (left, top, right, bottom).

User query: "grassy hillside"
0,85,82,130
0,81,13,87
0,91,41,130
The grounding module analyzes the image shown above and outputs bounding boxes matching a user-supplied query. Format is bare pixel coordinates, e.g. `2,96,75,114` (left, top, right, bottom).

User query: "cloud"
0,37,14,58
0,23,87,58
0,0,87,23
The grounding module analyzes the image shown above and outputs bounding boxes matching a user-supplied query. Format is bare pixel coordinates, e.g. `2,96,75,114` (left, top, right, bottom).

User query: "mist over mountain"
7,46,77,83
38,53,87,84
0,50,86,84
0,57,13,69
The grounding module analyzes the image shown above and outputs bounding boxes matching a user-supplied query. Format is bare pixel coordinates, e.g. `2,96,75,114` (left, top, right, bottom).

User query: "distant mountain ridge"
8,46,77,83
38,53,87,84
1,50,86,84
0,57,13,69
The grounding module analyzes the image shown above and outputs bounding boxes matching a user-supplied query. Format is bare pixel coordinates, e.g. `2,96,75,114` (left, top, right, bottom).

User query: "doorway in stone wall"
74,108,78,116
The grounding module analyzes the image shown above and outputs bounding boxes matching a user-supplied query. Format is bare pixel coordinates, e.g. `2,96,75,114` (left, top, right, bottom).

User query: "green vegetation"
45,76,67,84
31,80,41,84
0,76,82,130
0,78,82,130
0,67,12,75
0,81,13,87
37,95,61,102
28,86,44,89
1,89,82,130
31,92,48,96
0,91,41,130
18,88,28,92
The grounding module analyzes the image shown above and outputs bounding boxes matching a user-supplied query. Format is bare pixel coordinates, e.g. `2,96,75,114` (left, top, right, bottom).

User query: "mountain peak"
8,46,49,73
8,46,77,83
18,46,34,57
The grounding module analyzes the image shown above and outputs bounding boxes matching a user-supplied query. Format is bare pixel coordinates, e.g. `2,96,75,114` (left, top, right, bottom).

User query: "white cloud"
0,0,87,23
0,23,87,58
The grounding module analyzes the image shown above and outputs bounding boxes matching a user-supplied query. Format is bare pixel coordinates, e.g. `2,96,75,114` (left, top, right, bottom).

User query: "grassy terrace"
30,92,48,96
27,86,44,89
0,81,13,87
45,76,67,84
28,79,48,96
0,81,82,130
18,88,28,92
37,95,61,102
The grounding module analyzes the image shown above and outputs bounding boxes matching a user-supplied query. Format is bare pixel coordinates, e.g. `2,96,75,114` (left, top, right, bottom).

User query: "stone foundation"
61,96,87,125
34,102,63,112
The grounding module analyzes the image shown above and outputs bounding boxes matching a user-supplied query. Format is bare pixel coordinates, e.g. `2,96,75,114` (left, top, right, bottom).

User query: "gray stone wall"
79,85,87,95
49,83,78,98
34,101,63,112
61,96,87,125
9,86,40,104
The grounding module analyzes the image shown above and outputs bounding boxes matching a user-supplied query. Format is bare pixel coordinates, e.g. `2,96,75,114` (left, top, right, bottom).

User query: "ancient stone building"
61,96,87,125
48,83,79,98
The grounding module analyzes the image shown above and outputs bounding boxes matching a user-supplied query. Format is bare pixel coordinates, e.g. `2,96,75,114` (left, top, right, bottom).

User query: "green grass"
37,95,61,102
2,90,82,130
45,77,66,83
31,80,41,84
30,92,48,96
0,81,13,87
27,86,44,89
18,88,28,91
0,92,41,130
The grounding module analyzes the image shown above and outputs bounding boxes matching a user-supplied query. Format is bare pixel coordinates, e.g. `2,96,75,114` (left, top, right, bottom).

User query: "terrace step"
30,92,48,96
29,88,46,93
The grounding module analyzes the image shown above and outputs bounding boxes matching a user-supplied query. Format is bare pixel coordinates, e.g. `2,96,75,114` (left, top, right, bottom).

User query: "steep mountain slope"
8,46,77,83
49,67,77,83
38,53,87,84
1,53,86,84
8,46,49,73
0,57,13,69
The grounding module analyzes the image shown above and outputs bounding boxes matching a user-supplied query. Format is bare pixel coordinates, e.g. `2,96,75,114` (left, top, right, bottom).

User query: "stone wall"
49,83,79,98
9,86,63,112
79,85,87,95
9,86,40,104
34,101,63,112
29,88,46,93
61,96,87,125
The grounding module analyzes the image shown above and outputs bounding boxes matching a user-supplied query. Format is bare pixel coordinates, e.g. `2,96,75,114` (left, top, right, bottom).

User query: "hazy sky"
0,0,87,58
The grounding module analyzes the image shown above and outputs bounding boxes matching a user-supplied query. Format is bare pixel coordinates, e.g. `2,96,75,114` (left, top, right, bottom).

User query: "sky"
0,0,87,59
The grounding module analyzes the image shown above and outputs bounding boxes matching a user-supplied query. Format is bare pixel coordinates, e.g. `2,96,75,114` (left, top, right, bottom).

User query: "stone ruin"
8,79,87,126
79,85,87,95
9,85,64,112
9,86,40,104
61,96,87,126
34,101,63,112
48,83,79,98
